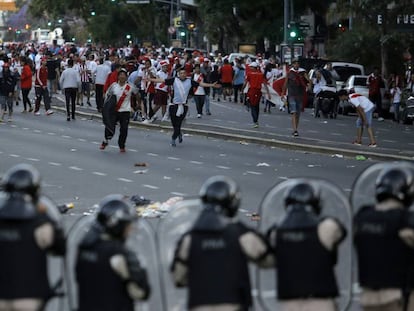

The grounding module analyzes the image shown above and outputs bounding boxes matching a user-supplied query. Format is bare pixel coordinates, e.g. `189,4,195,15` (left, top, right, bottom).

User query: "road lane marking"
382,139,396,143
69,166,83,171
190,161,203,164
128,148,137,152
34,130,42,133
117,178,133,183
216,165,230,169
9,154,20,158
147,153,159,157
143,184,159,189
62,135,71,139
330,133,342,136
245,171,262,175
47,132,56,135
170,191,186,196
92,172,107,176
25,158,40,162
167,156,180,160
48,162,62,166
77,138,86,142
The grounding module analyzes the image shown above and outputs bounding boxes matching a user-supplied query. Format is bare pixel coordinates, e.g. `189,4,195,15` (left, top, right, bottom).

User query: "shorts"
356,108,374,128
154,90,168,106
288,97,302,114
81,82,90,92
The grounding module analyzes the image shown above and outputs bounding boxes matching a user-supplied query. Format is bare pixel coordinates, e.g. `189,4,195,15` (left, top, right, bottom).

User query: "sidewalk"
50,93,414,161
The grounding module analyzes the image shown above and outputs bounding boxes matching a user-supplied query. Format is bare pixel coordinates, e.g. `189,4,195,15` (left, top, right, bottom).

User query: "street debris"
132,196,184,218
134,162,148,167
133,169,148,174
331,154,344,158
307,164,322,167
355,155,367,161
257,162,270,167
239,141,249,145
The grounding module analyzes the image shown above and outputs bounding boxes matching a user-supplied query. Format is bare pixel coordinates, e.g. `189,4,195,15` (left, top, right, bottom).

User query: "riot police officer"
354,166,414,311
0,163,66,311
266,182,347,311
75,194,150,311
170,175,271,311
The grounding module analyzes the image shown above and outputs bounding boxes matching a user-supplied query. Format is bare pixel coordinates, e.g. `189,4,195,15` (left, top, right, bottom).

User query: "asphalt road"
1,93,401,310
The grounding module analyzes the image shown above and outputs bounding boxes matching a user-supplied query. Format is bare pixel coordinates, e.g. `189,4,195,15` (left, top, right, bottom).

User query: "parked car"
339,74,391,116
228,53,256,64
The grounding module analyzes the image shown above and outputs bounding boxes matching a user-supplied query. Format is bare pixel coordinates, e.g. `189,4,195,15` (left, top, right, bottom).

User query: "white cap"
249,61,259,68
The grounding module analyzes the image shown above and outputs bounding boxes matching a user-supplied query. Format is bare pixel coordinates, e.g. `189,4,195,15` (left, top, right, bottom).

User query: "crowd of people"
0,160,413,311
0,41,412,150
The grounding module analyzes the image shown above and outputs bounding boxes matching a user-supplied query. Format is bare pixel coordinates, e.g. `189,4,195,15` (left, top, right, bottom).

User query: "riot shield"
102,94,117,137
256,178,353,311
65,214,160,311
350,161,414,213
156,199,203,311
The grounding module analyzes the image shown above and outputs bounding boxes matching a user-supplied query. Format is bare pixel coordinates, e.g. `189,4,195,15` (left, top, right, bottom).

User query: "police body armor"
186,207,252,309
66,214,160,311
0,193,64,306
156,199,205,311
257,178,352,311
351,161,414,293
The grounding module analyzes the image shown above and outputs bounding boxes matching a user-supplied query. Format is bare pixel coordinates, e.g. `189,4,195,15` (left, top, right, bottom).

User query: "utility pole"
283,0,289,43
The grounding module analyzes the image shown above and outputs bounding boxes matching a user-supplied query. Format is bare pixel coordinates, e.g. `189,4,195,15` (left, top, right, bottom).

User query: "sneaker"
352,140,362,146
197,114,201,118
67,117,70,121
46,110,54,115
7,117,12,122
99,141,108,150
178,134,183,143
34,111,41,116
171,139,176,147
28,107,33,112
368,143,377,148
161,115,169,122
142,119,150,124
21,109,27,113
206,111,211,115
253,123,259,128
150,116,158,123
119,148,126,153
292,131,299,137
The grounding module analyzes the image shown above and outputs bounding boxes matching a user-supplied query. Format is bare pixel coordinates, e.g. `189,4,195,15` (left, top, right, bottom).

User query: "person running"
149,67,220,146
59,59,81,121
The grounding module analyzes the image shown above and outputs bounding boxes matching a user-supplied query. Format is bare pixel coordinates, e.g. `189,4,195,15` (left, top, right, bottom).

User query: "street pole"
283,0,289,43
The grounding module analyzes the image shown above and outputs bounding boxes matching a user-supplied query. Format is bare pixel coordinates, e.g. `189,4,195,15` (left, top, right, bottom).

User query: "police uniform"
172,207,270,311
267,205,346,311
0,192,65,311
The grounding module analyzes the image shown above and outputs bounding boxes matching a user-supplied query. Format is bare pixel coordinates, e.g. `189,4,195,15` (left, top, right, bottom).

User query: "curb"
51,102,413,162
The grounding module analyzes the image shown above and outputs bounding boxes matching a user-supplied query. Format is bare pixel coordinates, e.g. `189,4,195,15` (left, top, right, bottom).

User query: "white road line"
34,130,42,133
48,162,62,166
92,171,107,176
245,171,262,175
217,165,231,170
143,184,159,189
382,139,396,143
190,161,203,164
147,153,159,157
167,156,180,160
22,127,29,130
9,154,20,158
128,148,137,152
170,191,186,196
307,130,319,133
278,176,289,180
62,135,71,139
77,138,87,142
330,133,342,136
47,132,56,135
25,158,40,162
92,141,100,145
118,178,133,183
69,166,83,171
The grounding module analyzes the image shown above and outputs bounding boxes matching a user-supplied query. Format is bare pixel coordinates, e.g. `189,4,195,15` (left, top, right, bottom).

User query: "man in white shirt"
338,89,377,147
94,58,111,112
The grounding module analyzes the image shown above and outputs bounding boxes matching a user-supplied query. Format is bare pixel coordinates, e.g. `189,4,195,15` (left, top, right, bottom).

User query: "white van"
329,62,365,89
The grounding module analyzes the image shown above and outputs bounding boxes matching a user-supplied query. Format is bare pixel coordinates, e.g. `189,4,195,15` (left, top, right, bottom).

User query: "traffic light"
338,23,346,32
187,23,195,31
288,22,302,42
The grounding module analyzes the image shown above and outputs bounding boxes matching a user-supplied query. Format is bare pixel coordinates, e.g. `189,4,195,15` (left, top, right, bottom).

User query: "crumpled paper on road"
134,196,184,218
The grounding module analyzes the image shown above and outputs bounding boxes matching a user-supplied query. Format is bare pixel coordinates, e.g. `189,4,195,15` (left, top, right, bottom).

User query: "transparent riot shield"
156,199,203,311
256,178,353,311
65,214,160,311
350,161,414,213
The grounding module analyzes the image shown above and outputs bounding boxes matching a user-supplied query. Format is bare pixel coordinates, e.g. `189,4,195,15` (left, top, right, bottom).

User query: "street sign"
168,26,176,34
173,16,182,28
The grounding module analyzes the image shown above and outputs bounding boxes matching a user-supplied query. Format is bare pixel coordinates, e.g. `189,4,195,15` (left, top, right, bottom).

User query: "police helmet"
2,163,41,202
199,176,241,218
96,194,137,239
375,167,414,205
284,182,321,214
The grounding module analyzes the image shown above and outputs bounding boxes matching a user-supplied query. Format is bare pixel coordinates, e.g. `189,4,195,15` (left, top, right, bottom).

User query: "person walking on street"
100,68,138,153
95,58,111,113
367,67,385,121
19,56,33,113
282,59,310,137
0,63,17,122
0,163,66,311
338,89,377,147
390,81,402,123
59,59,81,121
75,194,151,311
171,176,271,311
192,63,206,118
149,68,220,147
220,58,233,101
242,62,270,128
34,57,54,116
